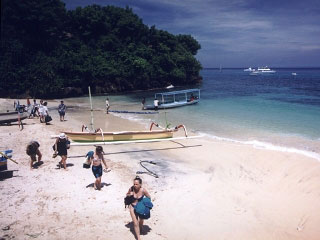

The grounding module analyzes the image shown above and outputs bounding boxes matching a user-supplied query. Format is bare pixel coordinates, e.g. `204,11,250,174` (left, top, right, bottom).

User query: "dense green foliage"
0,0,202,98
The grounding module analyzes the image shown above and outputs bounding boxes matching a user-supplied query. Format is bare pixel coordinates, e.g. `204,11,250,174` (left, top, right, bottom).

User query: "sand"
1,98,320,240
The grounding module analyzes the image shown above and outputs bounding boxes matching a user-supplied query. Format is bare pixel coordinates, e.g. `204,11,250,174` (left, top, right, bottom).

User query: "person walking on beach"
38,100,45,123
153,98,159,111
26,141,42,170
58,100,66,121
126,176,151,240
43,102,52,125
30,99,39,118
53,133,69,170
87,146,109,190
105,98,110,114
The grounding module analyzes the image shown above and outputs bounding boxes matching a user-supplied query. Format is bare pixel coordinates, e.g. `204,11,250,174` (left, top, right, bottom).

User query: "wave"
110,112,152,128
109,110,320,162
198,132,320,162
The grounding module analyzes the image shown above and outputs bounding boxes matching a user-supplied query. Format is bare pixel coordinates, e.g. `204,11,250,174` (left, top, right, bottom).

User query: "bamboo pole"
88,86,94,131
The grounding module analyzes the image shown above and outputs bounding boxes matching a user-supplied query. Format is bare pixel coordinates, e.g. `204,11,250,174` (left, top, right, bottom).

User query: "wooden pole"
88,86,94,131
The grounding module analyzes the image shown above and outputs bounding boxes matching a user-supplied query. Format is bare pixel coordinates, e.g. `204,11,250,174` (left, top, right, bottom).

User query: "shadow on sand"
32,161,44,169
86,182,111,189
125,222,151,238
55,163,74,170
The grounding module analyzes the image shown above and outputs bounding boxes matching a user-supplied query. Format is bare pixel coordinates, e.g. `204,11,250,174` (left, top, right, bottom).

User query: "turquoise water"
72,68,320,158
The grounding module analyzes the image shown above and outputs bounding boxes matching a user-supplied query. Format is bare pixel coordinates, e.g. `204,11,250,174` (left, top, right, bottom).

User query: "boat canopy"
155,88,200,97
155,89,200,103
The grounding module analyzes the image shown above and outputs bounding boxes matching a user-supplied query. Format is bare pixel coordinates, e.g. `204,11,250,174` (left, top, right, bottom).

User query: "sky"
62,0,320,68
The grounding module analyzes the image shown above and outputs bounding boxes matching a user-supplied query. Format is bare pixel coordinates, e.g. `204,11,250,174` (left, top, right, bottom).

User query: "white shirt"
38,104,44,114
106,100,109,107
42,106,48,116
154,99,159,107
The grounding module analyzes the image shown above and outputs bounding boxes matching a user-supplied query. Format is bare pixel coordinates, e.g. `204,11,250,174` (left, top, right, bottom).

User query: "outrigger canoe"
64,123,187,143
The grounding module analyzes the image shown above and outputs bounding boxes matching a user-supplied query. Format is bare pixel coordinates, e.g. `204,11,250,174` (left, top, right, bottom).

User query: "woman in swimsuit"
126,176,151,240
89,146,108,190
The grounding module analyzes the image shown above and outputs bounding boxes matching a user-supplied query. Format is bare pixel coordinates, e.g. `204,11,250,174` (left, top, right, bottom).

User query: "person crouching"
26,141,42,170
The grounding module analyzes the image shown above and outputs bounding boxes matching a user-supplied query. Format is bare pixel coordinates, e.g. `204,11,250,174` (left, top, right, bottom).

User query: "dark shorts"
92,165,103,178
59,111,65,116
58,150,67,156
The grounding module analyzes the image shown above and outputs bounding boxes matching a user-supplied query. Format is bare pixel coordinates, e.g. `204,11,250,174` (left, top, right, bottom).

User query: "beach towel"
134,197,153,219
83,151,94,168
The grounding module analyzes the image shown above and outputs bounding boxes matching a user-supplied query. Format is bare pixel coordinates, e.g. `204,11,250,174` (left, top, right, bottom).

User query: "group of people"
26,137,151,240
15,99,67,126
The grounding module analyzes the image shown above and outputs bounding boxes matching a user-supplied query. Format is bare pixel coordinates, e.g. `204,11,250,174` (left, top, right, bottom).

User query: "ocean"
72,68,320,160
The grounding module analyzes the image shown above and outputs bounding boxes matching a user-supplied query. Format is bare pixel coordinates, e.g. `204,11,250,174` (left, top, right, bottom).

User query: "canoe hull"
64,130,175,142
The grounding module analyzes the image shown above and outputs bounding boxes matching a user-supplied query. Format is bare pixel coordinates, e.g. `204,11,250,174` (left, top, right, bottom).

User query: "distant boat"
292,72,297,76
143,89,200,110
166,84,174,89
244,67,255,72
250,66,276,75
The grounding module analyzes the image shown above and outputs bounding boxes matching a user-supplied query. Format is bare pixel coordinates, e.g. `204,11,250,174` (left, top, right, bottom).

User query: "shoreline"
1,97,320,239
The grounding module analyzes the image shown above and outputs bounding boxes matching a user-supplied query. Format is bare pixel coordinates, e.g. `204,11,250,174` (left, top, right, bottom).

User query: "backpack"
124,186,135,208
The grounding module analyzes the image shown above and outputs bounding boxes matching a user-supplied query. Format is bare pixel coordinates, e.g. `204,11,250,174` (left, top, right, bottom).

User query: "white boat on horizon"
244,67,255,72
250,66,276,75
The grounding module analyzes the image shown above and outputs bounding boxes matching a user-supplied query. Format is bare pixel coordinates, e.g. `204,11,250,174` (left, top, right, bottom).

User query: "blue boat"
143,89,200,110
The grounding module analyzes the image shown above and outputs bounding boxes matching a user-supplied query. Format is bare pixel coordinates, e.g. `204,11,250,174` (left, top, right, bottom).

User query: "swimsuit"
131,189,144,207
91,155,104,178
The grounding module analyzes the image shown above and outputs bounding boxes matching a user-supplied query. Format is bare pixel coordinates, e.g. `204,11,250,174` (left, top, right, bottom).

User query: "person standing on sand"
53,133,69,170
105,98,110,114
58,100,66,121
26,141,42,170
126,176,151,240
88,146,109,190
141,97,146,109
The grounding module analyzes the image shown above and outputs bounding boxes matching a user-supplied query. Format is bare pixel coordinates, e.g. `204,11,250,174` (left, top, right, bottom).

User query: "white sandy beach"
1,98,320,240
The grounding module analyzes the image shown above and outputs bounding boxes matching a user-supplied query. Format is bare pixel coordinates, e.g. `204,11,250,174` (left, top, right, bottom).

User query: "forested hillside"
0,0,202,98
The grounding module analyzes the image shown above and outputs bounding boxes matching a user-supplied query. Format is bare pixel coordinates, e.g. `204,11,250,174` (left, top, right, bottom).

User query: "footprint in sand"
297,215,309,232
234,207,247,215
